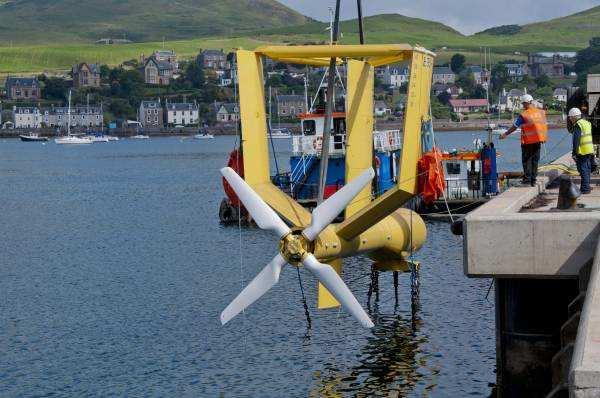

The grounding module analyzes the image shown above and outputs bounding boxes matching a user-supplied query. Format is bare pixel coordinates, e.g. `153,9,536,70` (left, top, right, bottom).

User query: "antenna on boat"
316,0,341,204
484,47,493,144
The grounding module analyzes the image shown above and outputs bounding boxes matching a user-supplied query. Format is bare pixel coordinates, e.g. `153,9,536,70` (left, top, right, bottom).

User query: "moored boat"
54,90,93,145
20,133,48,142
268,128,292,139
194,133,214,139
55,136,93,145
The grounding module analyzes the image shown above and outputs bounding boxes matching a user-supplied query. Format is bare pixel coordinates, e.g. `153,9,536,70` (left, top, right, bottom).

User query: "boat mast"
67,89,71,136
316,0,341,204
268,85,272,131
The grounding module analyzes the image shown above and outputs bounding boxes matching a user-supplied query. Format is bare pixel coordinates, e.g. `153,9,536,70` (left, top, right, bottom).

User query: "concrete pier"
463,153,600,397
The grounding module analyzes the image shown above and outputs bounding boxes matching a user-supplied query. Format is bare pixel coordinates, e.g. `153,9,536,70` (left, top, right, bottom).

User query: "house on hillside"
41,106,102,128
432,66,455,84
6,77,41,100
143,57,174,86
139,99,163,128
165,102,199,126
507,88,526,111
467,65,489,86
432,83,463,98
72,63,101,88
277,94,305,117
149,49,178,71
12,106,41,128
432,83,449,97
448,99,489,114
527,53,566,78
505,63,528,81
374,100,392,117
216,103,239,123
553,87,568,103
383,66,409,87
197,50,229,70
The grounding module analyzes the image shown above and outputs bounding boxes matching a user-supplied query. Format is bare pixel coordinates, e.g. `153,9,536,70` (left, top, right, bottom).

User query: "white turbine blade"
302,254,374,328
221,254,287,325
221,167,291,238
303,167,375,241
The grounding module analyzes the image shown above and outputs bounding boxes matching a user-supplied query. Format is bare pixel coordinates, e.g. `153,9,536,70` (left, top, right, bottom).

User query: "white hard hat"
521,94,533,103
568,107,582,118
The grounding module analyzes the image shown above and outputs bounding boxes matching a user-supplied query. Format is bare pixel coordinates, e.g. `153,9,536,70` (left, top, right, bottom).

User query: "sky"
277,0,600,35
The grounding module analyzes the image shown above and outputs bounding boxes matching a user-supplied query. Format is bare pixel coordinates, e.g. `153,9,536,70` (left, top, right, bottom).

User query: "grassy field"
0,38,530,77
0,37,270,76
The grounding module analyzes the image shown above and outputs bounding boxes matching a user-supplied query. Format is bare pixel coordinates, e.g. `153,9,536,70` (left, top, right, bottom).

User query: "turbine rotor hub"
279,229,312,266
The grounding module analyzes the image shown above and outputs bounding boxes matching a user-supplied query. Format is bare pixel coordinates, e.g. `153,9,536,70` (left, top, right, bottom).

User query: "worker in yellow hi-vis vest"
568,107,595,194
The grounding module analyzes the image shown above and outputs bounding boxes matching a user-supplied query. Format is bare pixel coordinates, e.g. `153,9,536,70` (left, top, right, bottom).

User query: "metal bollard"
557,176,580,210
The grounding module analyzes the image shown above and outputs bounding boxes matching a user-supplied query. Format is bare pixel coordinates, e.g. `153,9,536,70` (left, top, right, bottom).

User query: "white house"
374,100,392,117
165,102,199,126
432,66,456,84
13,106,41,128
499,88,527,112
505,63,528,80
216,103,239,123
383,66,409,87
553,88,568,103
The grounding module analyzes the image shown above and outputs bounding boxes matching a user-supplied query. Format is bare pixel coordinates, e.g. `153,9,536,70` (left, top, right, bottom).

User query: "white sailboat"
55,90,92,145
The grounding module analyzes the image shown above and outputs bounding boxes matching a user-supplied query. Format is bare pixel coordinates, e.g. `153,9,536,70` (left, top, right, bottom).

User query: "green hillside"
255,14,472,49
1,4,599,75
0,0,310,43
474,6,600,50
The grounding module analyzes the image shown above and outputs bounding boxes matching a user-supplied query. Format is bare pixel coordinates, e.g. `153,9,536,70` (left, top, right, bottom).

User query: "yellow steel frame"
236,44,434,308
336,48,434,240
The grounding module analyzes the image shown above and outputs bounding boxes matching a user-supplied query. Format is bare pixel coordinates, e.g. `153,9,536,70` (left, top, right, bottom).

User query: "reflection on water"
311,306,435,397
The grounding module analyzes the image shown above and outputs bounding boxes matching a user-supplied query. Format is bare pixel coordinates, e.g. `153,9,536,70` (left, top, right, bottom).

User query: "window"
446,162,461,175
302,120,316,135
333,118,346,134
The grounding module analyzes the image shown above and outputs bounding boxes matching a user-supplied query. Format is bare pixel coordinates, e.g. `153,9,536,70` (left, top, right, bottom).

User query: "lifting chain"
296,267,312,336
410,261,420,314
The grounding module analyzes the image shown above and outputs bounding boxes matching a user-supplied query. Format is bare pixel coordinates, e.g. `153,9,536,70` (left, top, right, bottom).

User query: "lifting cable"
232,61,248,351
295,267,312,334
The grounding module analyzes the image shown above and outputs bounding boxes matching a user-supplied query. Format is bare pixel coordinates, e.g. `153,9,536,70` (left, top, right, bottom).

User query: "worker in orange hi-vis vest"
500,94,548,186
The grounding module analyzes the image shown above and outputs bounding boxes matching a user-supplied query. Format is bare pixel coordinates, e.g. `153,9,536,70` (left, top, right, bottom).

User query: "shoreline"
0,117,567,138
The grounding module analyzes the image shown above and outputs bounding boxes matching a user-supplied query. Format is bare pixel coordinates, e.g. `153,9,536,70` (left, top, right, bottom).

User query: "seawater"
0,131,571,397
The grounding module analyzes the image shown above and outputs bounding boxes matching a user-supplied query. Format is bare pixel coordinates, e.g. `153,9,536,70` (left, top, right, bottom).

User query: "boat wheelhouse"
287,110,402,203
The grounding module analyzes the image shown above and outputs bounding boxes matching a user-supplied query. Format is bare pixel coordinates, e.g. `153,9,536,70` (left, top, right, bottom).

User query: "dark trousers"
521,143,541,184
576,154,593,193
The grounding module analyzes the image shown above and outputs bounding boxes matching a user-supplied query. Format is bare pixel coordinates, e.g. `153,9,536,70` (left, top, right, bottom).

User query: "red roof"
449,99,489,107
